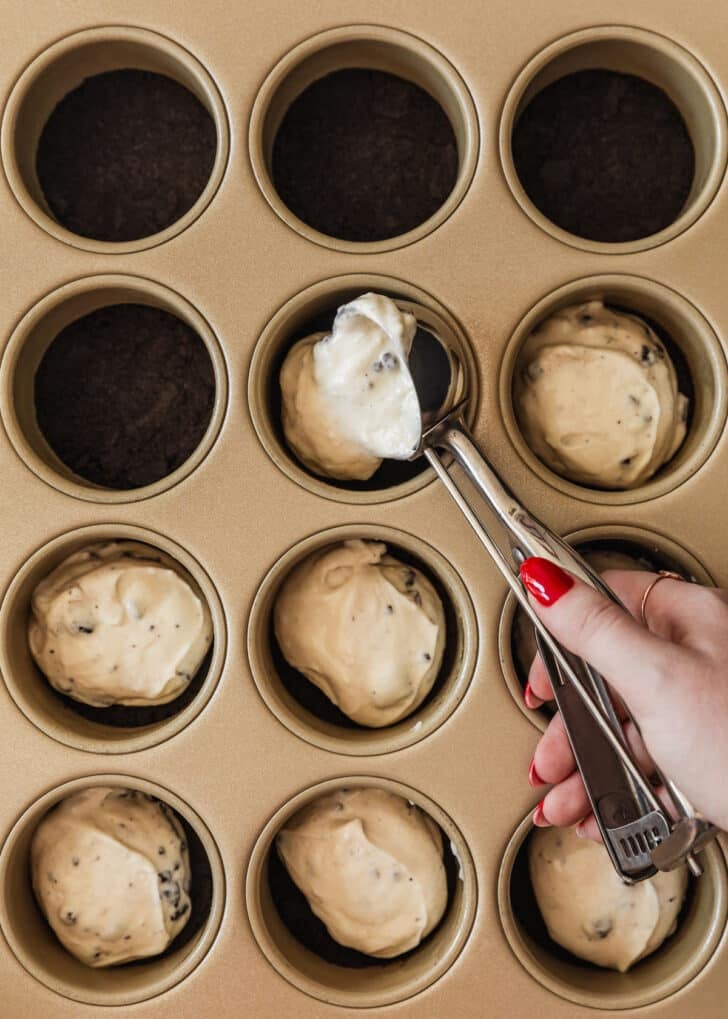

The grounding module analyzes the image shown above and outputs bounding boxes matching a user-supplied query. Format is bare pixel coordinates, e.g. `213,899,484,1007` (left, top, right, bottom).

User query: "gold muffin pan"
1,3,728,1017
1,25,230,254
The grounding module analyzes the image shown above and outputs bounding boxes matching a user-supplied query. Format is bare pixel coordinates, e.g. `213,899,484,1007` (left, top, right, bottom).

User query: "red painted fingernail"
528,759,545,787
520,557,574,606
524,682,544,709
533,800,550,827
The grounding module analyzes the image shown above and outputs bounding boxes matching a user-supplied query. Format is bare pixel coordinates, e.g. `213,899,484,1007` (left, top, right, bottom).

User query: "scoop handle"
421,406,705,880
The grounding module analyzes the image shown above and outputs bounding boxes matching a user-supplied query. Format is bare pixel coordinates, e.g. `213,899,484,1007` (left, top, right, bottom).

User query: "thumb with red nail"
519,556,728,837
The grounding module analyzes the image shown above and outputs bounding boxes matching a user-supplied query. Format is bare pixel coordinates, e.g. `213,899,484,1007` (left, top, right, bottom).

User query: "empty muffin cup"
0,274,228,502
498,810,728,1009
0,523,226,754
499,524,713,733
499,25,727,253
249,24,478,252
500,275,727,504
246,776,476,1007
1,25,229,252
0,775,225,1006
247,524,477,754
248,273,478,503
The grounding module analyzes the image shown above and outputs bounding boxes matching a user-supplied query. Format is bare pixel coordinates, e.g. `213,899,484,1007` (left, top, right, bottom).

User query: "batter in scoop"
529,825,687,972
31,786,191,967
274,540,445,727
279,293,422,480
514,300,688,488
29,541,213,707
276,787,447,958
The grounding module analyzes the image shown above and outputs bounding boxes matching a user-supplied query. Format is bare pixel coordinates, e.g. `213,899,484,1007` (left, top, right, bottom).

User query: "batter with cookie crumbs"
274,540,445,727
31,787,191,967
514,300,688,488
276,787,447,957
279,293,422,481
529,825,687,972
29,541,212,708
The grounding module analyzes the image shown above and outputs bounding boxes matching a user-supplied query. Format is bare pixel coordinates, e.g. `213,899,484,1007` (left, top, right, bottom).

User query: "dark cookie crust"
37,69,216,242
511,70,694,243
272,69,458,242
34,303,215,490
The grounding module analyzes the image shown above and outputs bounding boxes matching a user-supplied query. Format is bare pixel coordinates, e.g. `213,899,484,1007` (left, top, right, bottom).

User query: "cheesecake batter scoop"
280,293,422,480
514,300,688,488
529,825,687,972
274,540,445,727
31,786,191,967
277,787,447,957
29,541,212,708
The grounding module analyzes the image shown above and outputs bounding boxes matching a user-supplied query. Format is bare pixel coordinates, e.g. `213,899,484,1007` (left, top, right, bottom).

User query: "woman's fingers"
526,650,553,705
575,813,601,841
530,712,572,785
524,569,658,705
519,558,691,720
531,713,655,789
534,769,591,828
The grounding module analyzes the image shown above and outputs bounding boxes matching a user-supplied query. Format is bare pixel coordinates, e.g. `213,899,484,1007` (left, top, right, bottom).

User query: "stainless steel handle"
420,406,711,879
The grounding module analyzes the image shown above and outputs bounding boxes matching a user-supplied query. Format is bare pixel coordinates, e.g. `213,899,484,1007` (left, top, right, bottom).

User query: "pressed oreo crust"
511,69,694,242
36,69,216,242
271,68,458,242
34,303,215,490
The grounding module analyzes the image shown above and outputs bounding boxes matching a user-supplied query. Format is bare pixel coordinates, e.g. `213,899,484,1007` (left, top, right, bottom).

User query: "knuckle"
575,596,623,650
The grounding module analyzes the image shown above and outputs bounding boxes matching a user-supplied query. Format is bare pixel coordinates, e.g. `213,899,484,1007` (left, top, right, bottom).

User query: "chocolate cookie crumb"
36,69,216,242
34,304,215,490
511,70,694,242
272,69,458,242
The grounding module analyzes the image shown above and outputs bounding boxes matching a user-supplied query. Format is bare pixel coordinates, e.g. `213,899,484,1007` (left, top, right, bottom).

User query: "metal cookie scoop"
408,322,717,883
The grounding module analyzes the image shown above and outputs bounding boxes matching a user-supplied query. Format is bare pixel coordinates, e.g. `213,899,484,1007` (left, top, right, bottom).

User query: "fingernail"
520,557,574,606
575,821,586,838
533,800,550,827
523,681,544,709
528,759,545,787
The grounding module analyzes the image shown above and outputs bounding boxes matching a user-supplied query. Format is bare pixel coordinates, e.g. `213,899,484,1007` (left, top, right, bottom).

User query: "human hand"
520,557,728,837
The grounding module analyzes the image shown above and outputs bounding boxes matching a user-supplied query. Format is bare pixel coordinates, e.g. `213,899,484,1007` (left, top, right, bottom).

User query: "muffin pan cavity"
1,26,229,252
500,275,727,505
247,524,478,755
0,775,225,1006
248,273,478,503
0,524,227,754
0,275,228,503
499,524,713,733
498,811,728,1010
246,776,477,1007
499,26,727,253
249,25,478,252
